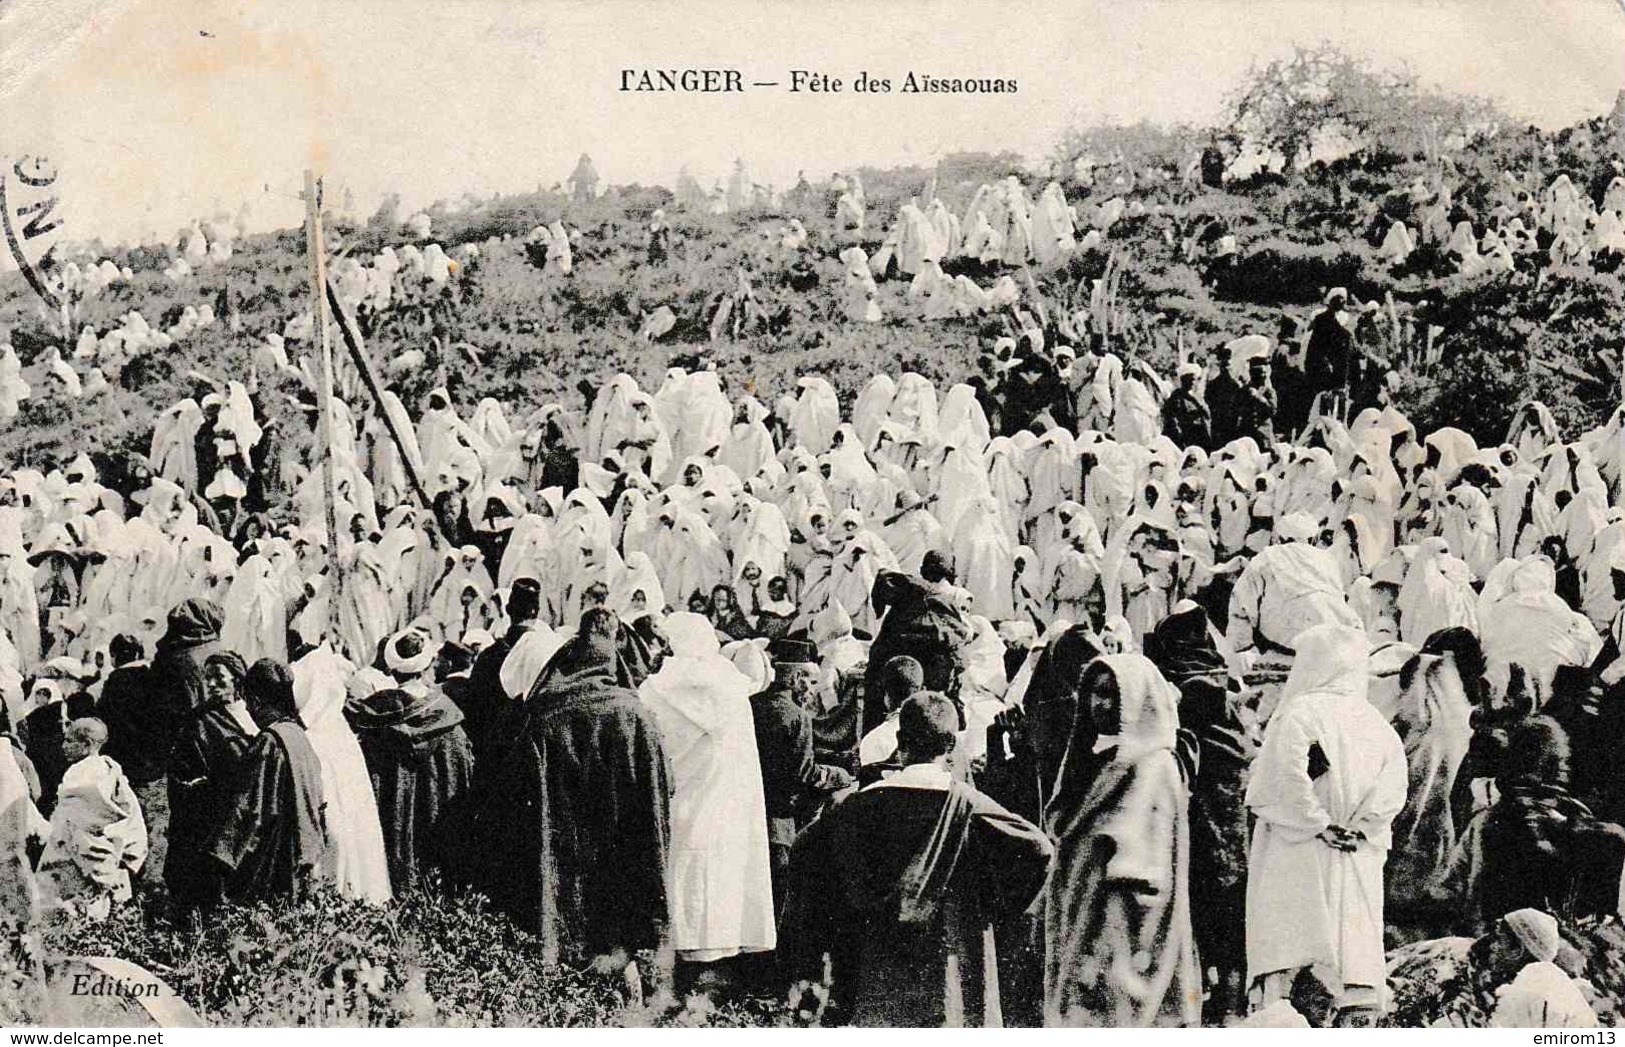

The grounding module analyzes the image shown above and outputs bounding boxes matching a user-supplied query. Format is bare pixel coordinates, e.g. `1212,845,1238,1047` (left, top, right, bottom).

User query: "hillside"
2,71,1624,500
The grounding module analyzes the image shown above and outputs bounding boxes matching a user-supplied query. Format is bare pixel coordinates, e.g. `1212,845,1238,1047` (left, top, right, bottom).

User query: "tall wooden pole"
304,170,343,644
324,278,433,509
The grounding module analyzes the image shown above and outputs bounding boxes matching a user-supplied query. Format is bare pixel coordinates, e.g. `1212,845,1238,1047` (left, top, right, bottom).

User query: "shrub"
1211,238,1374,306
1383,916,1625,1028
21,881,792,1028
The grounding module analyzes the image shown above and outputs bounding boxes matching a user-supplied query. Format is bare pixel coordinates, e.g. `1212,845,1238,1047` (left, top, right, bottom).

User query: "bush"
17,881,792,1028
1211,238,1375,306
1384,916,1625,1028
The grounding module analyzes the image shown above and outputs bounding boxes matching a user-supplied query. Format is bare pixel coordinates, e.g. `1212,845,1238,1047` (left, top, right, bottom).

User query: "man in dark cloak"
95,634,170,880
1272,316,1312,437
463,578,544,763
465,608,673,973
1161,365,1213,450
1460,715,1625,931
1020,626,1105,820
206,659,334,906
165,652,254,916
998,335,1071,436
1303,289,1357,409
971,624,1101,1027
1202,344,1242,446
779,693,1053,1027
865,569,972,703
751,638,856,912
1233,357,1278,447
21,686,69,815
1144,604,1254,1022
152,598,223,730
191,389,222,502
537,415,580,494
1200,139,1226,188
345,631,475,891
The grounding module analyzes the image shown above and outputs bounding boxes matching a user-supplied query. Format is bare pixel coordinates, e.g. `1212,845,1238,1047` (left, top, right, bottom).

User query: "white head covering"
721,637,774,694
1276,512,1320,543
291,644,392,903
383,628,435,676
1089,653,1180,761
1272,623,1371,717
664,610,723,659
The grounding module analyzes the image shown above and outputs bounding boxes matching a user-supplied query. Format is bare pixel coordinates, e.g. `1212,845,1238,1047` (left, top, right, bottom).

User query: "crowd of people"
5,250,1625,1026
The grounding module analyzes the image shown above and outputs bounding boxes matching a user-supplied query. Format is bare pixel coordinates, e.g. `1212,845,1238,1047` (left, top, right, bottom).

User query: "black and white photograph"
2,0,1625,1032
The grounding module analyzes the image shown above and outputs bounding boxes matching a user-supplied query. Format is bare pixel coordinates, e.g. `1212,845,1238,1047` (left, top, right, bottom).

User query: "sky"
0,0,1622,248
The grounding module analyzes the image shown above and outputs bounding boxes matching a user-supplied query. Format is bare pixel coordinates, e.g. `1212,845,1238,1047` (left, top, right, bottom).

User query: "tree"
1053,121,1203,177
1226,43,1501,171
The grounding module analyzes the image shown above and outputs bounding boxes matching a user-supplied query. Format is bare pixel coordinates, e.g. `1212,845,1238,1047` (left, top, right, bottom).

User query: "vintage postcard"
2,0,1625,1032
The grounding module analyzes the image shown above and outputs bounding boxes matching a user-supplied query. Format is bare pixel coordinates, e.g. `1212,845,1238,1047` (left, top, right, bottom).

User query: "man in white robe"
221,554,289,667
1487,909,1599,1028
37,718,146,920
1478,556,1602,703
1396,537,1480,646
1226,514,1360,656
665,370,733,467
882,491,946,577
291,644,393,903
951,496,1015,622
790,377,842,454
637,613,775,964
719,399,775,482
1245,624,1407,1025
650,508,730,611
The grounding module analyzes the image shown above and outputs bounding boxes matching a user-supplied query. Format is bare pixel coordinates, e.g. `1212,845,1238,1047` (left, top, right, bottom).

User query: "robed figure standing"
165,652,255,914
346,629,475,890
1042,654,1201,1027
466,607,674,969
636,613,775,963
779,693,1052,1027
207,659,335,905
1245,623,1407,1025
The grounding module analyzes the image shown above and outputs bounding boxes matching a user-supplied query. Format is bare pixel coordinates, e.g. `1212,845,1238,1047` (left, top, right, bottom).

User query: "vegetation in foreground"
2,880,795,1027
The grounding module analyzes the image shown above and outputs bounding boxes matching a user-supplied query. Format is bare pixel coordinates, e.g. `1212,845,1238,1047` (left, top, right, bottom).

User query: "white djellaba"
1245,623,1406,1015
292,644,392,903
637,612,775,961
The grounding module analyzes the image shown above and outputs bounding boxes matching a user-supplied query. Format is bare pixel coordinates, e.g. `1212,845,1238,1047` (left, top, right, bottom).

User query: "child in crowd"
36,717,147,921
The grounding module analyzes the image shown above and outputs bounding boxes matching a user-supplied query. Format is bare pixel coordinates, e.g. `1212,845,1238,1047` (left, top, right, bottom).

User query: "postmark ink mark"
0,155,65,311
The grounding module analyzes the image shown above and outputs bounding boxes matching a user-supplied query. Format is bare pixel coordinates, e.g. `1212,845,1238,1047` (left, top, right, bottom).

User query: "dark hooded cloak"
464,632,673,964
164,653,252,913
1144,606,1253,990
345,682,475,890
207,715,334,906
865,572,973,702
152,598,224,728
779,774,1052,1027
